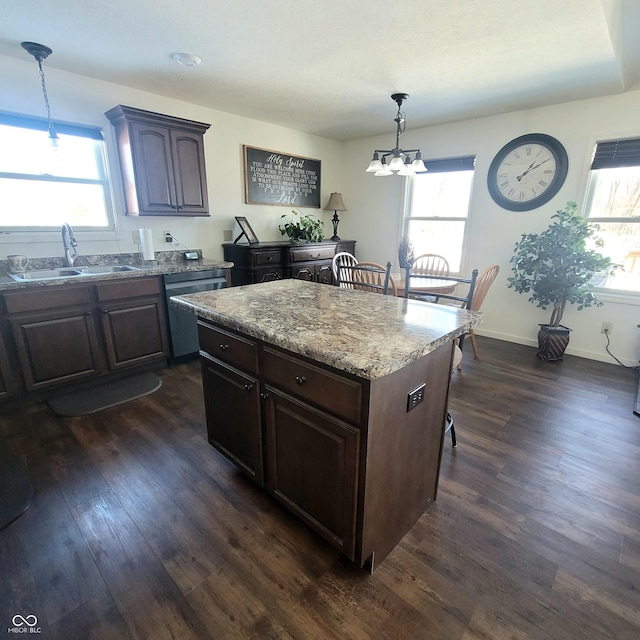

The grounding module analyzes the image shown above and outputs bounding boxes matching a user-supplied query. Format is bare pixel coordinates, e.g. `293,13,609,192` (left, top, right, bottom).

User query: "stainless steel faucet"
62,223,78,267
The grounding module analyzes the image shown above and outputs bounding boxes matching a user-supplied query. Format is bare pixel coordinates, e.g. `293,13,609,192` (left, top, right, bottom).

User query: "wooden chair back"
332,252,358,287
469,264,500,311
412,253,450,277
357,262,397,296
337,261,393,295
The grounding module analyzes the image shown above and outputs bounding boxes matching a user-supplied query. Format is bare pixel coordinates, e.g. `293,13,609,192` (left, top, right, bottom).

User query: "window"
584,137,640,292
404,156,475,273
0,113,113,230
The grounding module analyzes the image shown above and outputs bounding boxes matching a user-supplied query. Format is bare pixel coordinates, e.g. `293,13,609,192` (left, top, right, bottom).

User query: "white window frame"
0,112,119,244
581,135,640,300
403,155,476,274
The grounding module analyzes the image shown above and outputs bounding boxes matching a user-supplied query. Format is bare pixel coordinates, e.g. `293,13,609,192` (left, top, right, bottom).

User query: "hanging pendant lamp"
21,41,59,147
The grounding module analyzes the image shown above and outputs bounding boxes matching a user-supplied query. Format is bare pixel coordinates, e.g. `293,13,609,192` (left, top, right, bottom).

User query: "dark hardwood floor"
1,336,639,639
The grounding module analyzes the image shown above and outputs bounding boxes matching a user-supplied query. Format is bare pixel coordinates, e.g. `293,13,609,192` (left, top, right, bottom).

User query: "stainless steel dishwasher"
164,269,228,359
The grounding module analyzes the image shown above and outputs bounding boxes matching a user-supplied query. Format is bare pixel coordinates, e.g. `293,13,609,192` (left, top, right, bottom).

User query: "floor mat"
47,371,162,417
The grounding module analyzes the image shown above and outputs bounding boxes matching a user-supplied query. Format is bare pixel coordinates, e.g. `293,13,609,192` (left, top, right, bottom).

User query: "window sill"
0,229,120,244
594,288,640,306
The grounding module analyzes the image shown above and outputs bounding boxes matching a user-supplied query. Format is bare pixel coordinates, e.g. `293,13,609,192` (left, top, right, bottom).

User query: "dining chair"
357,262,397,296
446,344,463,447
403,267,478,353
332,251,358,287
466,264,500,359
337,261,393,295
412,253,450,277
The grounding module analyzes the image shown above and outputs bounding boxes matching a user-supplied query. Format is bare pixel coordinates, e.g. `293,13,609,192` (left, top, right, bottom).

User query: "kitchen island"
172,279,481,571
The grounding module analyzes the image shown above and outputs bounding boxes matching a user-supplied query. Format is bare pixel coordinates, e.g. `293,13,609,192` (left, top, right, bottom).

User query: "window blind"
590,138,640,169
0,112,103,140
418,155,475,174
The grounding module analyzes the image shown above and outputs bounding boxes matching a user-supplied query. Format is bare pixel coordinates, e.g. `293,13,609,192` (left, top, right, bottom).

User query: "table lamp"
324,192,347,241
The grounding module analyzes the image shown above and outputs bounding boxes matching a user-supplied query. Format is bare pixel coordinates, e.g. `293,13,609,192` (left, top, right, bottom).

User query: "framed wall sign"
243,145,321,207
234,216,259,244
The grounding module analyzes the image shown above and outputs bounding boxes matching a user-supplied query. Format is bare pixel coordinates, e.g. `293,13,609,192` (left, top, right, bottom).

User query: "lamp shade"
324,192,347,211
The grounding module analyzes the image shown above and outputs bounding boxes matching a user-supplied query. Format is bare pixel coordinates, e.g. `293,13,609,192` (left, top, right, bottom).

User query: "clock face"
487,134,568,211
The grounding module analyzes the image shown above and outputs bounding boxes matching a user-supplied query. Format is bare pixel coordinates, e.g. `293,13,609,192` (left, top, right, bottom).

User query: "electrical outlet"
407,383,426,412
223,229,233,242
601,322,613,334
163,230,173,243
132,230,141,245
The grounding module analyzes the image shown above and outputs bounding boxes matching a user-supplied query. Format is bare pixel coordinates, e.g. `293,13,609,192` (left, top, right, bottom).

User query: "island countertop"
171,279,482,379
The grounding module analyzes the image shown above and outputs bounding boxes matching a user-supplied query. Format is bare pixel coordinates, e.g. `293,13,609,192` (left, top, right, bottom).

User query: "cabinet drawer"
251,250,282,266
95,276,162,302
3,285,91,314
198,321,259,375
288,246,335,263
262,346,362,424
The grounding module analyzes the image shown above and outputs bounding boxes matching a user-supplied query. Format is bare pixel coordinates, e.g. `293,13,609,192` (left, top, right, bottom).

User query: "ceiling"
2,0,640,142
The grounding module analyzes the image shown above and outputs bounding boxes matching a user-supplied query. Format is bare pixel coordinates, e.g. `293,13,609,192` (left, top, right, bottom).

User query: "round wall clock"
487,133,568,211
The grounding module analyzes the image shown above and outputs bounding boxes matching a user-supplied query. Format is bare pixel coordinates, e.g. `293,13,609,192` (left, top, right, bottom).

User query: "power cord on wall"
603,327,639,370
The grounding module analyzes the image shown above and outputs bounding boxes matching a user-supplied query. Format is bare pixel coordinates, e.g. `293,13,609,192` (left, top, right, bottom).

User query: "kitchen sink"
77,265,141,274
8,265,141,282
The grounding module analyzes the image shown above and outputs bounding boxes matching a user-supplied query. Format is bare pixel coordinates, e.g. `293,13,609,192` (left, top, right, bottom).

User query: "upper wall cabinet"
105,105,211,217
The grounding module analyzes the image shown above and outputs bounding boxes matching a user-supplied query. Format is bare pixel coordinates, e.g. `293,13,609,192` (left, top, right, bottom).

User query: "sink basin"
8,265,141,282
9,268,83,281
77,265,141,274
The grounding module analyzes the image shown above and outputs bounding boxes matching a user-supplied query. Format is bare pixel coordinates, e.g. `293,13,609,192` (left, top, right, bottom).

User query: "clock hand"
517,157,550,181
516,160,537,181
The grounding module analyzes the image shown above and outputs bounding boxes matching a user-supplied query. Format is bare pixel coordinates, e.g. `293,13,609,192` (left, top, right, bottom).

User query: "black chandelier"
366,93,426,176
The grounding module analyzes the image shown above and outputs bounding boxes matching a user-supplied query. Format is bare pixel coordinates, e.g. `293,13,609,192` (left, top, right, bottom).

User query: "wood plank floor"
1,336,639,639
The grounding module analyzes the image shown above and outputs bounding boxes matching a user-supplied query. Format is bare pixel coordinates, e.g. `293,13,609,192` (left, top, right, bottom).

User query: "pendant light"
366,93,427,176
21,41,59,147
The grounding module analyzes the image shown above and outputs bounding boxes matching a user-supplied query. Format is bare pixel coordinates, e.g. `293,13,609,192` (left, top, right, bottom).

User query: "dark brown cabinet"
222,240,356,286
106,105,210,217
196,316,453,570
96,277,169,370
264,389,359,558
2,276,169,394
4,285,103,391
0,333,17,400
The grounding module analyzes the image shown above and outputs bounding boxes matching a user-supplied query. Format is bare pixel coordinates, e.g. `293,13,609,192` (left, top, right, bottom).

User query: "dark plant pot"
537,324,572,361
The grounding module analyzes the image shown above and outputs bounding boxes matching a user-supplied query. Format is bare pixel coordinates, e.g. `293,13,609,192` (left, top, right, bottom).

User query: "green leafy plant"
507,201,614,327
279,209,324,243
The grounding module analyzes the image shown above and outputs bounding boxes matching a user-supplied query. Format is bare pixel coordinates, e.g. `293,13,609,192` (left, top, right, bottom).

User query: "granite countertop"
0,250,233,291
172,279,482,380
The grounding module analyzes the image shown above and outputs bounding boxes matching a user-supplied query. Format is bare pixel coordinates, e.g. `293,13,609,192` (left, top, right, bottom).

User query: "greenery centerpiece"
507,201,614,361
279,209,324,243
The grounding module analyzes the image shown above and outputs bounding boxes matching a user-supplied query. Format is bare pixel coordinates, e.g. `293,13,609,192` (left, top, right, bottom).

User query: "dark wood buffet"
222,240,356,286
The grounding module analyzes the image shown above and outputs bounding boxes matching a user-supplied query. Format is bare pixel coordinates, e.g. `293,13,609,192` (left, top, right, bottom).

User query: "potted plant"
398,236,416,269
507,201,614,361
279,209,324,243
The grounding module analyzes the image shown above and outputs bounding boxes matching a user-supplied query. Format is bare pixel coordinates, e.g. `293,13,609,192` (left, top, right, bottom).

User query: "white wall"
341,93,640,366
0,55,343,261
3,52,639,366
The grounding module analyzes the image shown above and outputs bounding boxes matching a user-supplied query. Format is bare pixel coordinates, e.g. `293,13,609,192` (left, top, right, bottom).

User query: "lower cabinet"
197,317,452,570
0,333,17,400
200,353,263,482
96,277,169,370
263,388,359,558
4,285,103,391
2,276,169,394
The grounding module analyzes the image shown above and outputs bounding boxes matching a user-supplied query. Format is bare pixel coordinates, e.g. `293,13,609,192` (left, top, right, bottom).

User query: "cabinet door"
200,353,263,483
99,297,169,370
170,129,209,216
130,122,178,215
9,308,103,391
263,388,359,559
